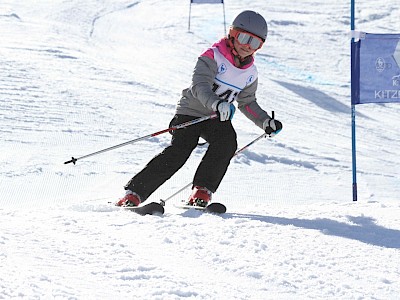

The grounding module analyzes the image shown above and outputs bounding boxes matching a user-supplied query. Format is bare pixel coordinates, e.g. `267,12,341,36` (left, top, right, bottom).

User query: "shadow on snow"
224,212,400,249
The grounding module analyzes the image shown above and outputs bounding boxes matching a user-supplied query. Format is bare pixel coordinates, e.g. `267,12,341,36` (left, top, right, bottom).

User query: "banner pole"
222,0,226,35
188,0,192,32
351,0,358,201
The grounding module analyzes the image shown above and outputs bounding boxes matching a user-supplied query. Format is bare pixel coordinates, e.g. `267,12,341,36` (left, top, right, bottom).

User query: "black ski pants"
125,114,237,200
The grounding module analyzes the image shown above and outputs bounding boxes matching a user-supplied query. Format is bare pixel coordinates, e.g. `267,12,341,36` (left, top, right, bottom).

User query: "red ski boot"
116,191,141,207
187,186,212,207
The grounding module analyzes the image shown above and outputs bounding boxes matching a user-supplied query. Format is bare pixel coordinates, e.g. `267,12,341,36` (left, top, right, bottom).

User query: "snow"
1,0,400,299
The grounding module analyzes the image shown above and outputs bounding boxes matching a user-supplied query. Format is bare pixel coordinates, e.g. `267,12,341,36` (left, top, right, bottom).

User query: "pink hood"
200,38,254,69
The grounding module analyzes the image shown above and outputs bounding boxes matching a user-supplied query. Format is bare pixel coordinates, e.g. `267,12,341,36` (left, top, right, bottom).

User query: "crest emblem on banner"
375,57,386,72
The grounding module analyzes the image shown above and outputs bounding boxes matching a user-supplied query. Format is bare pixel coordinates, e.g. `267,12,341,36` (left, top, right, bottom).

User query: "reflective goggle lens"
236,32,263,50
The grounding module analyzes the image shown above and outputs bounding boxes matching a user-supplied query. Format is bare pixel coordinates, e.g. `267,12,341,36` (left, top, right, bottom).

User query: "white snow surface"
1,0,400,299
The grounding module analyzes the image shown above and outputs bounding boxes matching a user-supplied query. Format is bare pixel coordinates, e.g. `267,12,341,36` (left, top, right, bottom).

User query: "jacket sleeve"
237,79,271,129
189,56,221,110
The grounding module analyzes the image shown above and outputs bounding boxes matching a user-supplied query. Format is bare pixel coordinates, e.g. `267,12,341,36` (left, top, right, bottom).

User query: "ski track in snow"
1,0,400,299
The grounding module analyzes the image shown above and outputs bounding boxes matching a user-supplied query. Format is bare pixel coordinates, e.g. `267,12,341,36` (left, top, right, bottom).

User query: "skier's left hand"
263,118,282,136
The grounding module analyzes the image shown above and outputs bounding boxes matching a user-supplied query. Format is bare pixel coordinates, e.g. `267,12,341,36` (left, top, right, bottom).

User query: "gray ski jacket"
175,38,271,129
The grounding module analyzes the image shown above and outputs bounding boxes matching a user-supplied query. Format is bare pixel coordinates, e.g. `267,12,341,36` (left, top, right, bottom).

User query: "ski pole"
159,131,269,206
64,114,218,165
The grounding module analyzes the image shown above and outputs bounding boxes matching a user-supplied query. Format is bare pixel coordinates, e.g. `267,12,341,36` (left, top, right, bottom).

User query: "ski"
123,202,164,216
175,201,226,214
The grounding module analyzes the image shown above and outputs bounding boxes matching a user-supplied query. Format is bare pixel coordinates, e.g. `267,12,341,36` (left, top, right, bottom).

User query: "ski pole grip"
64,157,77,165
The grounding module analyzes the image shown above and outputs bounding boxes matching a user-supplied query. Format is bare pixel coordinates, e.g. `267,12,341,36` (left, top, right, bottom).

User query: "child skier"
117,10,282,207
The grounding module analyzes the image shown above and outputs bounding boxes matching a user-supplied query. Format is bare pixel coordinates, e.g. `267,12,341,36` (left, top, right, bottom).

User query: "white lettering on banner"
374,90,400,99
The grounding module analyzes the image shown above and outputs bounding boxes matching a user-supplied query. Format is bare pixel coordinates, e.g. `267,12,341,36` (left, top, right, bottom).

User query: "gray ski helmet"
232,10,268,41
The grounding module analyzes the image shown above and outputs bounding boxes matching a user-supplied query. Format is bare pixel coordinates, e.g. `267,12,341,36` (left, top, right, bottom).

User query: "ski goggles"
230,28,264,50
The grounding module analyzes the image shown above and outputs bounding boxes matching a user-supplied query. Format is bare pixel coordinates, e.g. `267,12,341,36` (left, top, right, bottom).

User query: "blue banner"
352,33,400,105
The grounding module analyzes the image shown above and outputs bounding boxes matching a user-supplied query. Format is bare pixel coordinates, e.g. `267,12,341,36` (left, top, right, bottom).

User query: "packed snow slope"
1,0,399,299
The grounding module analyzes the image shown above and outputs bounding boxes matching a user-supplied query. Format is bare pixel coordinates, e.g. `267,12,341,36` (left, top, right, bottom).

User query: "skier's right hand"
212,100,236,121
